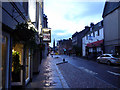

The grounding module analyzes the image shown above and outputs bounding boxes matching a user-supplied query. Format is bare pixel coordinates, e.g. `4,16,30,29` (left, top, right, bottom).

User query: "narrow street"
27,54,119,88
1,1,120,89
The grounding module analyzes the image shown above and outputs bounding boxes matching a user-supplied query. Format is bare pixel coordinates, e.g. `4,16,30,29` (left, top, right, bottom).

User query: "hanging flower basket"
12,23,38,49
13,23,36,42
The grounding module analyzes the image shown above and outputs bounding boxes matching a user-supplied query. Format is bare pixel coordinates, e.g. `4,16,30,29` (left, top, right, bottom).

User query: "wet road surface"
58,63,114,88
27,54,119,88
59,55,120,88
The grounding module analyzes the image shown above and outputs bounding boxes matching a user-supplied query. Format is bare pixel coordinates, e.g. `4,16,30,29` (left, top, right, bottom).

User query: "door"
11,44,24,86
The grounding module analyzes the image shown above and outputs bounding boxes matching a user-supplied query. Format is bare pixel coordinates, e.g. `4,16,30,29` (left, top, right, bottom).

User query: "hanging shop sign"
42,28,51,42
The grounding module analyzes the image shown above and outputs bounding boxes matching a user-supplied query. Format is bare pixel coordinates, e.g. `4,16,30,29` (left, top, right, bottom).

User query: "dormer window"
98,30,100,36
99,22,101,27
86,35,88,40
93,32,95,37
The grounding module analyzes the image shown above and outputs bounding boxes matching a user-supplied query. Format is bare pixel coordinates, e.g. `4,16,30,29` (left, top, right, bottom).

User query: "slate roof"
78,27,90,38
102,2,120,18
92,21,103,31
87,20,103,35
72,32,79,38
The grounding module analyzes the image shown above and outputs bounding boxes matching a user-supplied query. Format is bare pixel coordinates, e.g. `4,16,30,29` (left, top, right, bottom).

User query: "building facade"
72,32,79,46
42,14,49,59
1,0,45,88
57,38,72,55
102,2,120,55
72,26,89,56
82,21,104,59
2,1,30,88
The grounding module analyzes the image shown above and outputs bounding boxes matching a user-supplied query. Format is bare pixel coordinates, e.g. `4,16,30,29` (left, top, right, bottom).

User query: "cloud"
52,29,72,39
52,30,66,33
51,32,72,47
64,2,105,21
44,0,105,47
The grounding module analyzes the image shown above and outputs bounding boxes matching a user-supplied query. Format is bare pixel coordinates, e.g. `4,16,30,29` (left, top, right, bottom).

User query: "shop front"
11,44,24,86
11,22,39,87
11,44,31,86
86,40,104,59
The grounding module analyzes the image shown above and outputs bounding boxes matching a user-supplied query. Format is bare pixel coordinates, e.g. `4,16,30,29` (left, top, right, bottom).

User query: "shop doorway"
11,44,23,86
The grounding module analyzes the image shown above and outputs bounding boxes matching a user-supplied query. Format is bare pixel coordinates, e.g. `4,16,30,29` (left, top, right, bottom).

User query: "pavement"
26,55,117,89
26,55,68,88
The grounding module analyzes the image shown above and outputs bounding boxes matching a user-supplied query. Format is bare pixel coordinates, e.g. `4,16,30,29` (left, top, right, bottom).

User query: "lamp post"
39,33,43,43
39,33,43,64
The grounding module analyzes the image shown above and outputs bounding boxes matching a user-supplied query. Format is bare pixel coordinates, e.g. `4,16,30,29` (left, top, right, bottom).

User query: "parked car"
97,54,120,65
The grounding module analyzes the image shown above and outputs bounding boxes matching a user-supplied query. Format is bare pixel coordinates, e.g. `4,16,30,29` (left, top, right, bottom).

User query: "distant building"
72,26,89,56
72,32,79,46
57,38,72,55
82,21,104,59
102,2,120,55
53,39,55,52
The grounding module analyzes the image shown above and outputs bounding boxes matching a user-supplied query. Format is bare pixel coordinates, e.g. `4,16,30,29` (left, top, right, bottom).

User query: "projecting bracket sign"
42,28,51,42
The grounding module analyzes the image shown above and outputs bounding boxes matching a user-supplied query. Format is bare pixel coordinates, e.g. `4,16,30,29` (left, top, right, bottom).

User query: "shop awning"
87,40,103,47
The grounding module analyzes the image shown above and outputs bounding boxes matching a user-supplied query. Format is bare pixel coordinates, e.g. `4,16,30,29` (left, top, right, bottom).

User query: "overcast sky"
44,0,105,47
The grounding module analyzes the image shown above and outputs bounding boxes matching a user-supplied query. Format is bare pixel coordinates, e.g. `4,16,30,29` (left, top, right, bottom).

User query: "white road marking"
107,71,120,76
78,67,98,75
113,67,120,69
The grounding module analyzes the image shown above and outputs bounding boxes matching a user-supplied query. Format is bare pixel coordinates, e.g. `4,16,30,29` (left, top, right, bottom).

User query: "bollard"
63,58,65,62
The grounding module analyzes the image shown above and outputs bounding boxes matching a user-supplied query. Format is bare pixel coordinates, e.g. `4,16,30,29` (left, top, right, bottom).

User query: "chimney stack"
90,23,94,27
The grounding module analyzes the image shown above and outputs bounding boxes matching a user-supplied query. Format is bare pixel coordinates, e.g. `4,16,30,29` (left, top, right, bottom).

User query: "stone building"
102,2,120,55
57,38,72,55
72,26,89,56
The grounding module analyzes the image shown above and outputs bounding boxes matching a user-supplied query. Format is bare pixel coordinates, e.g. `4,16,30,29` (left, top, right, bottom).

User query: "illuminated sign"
42,28,51,42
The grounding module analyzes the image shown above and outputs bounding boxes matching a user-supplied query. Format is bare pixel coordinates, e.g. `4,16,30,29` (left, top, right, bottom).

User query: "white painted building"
82,21,104,57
